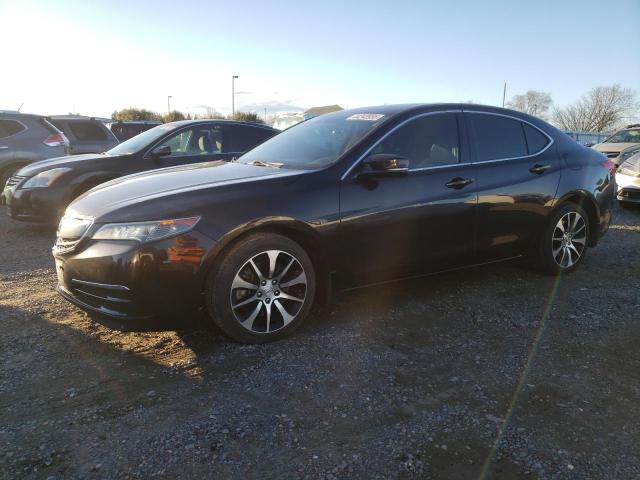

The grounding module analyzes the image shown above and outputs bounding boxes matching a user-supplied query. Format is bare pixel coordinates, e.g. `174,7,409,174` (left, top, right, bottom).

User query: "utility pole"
167,95,172,115
502,82,507,108
231,75,238,120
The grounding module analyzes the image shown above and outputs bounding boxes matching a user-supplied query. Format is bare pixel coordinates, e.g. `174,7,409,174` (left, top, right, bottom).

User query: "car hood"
18,153,124,177
593,143,640,154
66,161,303,221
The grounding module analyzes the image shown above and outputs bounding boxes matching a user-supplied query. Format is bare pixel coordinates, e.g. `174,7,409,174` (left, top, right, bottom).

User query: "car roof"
109,120,162,125
166,119,277,131
333,103,534,117
49,115,112,122
0,111,45,119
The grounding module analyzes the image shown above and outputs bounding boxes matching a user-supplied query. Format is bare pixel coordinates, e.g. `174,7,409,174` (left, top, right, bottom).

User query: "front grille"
5,174,26,188
67,279,150,318
53,216,94,254
604,152,619,159
53,237,82,254
619,188,640,200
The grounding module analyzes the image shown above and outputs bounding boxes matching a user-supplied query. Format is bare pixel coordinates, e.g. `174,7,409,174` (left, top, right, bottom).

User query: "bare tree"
552,85,638,132
506,90,553,119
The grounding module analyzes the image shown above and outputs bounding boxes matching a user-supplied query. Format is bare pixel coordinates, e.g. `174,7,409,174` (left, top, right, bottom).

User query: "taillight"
43,134,65,147
600,159,616,174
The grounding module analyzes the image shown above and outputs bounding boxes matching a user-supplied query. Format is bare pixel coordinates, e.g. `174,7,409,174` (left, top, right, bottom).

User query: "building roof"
304,105,343,117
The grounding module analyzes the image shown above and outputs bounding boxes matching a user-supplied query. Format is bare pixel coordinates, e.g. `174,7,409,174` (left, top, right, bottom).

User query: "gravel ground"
1,203,639,479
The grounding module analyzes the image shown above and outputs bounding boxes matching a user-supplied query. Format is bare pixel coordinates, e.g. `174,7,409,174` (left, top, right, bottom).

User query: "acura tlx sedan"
52,104,615,343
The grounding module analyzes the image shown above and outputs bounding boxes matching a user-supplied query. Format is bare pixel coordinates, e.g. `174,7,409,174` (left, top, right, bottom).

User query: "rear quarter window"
469,113,528,161
0,119,26,138
68,121,108,141
523,124,549,154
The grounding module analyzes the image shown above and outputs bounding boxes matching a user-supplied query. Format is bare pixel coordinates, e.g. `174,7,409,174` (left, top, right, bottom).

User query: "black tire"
537,202,590,274
205,232,316,343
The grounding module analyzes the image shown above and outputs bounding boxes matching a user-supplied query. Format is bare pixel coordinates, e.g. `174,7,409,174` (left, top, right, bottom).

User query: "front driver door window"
154,125,227,166
338,112,477,283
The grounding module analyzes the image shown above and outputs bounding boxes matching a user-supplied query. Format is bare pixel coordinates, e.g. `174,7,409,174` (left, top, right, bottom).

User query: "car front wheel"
538,203,590,274
205,233,316,343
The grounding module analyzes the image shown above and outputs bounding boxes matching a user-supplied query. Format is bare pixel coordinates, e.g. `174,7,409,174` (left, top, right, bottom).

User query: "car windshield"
238,110,388,169
604,128,640,143
621,152,640,171
106,124,176,155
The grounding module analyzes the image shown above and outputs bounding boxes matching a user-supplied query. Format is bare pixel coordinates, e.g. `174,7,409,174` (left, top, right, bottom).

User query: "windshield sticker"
346,113,385,121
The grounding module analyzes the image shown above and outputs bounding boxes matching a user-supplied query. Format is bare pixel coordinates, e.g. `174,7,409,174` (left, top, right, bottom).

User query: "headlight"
23,168,71,188
92,217,200,243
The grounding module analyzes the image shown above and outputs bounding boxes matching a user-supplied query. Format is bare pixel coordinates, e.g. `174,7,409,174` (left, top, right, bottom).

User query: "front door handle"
445,177,473,189
529,164,550,174
0,146,8,150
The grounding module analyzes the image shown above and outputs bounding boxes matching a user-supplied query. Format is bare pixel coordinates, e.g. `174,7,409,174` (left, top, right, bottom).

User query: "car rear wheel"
537,203,589,274
205,233,316,343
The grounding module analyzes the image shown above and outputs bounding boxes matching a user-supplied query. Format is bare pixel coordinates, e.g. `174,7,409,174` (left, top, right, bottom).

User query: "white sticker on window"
346,114,385,121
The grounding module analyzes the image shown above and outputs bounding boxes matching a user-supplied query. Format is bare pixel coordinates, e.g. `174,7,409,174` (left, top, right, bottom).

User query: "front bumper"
3,183,65,222
615,171,640,204
53,229,216,321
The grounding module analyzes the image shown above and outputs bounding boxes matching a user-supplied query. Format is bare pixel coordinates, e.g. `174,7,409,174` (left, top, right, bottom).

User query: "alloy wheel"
552,211,587,268
229,250,307,333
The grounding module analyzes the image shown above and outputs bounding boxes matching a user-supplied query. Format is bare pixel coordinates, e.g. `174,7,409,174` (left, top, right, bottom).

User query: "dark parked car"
0,111,69,190
4,120,277,221
49,116,119,154
51,104,615,343
107,120,162,142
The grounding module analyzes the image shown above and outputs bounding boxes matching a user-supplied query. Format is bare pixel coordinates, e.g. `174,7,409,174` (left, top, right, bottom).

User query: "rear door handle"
445,177,473,189
529,164,550,174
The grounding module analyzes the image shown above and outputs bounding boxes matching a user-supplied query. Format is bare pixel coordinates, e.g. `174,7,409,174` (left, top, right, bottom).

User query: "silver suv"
0,111,69,189
49,116,119,154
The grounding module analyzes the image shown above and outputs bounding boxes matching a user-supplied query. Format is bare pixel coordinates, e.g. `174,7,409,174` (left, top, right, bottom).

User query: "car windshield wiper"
246,160,284,169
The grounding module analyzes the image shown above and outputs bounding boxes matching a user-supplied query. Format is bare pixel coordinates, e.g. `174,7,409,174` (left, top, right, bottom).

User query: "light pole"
231,75,238,120
167,95,172,115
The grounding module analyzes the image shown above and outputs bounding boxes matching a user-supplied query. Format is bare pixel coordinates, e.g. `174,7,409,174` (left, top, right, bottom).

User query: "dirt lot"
1,203,639,479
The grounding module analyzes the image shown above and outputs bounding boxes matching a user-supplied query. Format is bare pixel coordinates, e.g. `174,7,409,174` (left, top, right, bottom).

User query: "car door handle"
529,164,550,174
445,177,473,189
0,146,8,150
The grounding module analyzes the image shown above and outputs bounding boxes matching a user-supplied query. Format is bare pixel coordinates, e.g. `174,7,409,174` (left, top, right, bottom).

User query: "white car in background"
592,124,640,167
272,113,304,131
616,151,640,207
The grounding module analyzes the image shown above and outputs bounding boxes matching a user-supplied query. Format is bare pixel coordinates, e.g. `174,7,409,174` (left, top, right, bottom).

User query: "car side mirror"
150,145,171,158
359,153,409,177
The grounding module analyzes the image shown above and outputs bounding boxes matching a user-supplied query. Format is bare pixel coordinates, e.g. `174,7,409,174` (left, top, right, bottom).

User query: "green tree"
111,108,162,121
162,110,188,122
229,112,264,124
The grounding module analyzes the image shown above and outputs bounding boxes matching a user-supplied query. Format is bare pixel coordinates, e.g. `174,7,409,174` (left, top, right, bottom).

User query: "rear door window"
0,120,26,138
228,125,276,153
469,113,528,161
